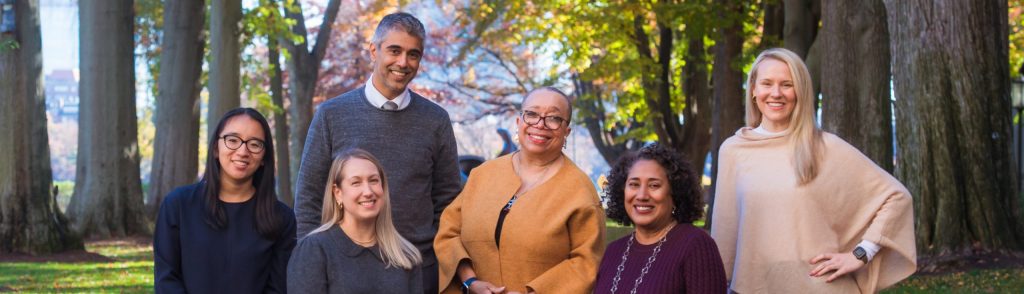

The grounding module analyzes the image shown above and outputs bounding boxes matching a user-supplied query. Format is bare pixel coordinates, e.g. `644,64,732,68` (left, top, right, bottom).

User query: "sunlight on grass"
0,240,153,293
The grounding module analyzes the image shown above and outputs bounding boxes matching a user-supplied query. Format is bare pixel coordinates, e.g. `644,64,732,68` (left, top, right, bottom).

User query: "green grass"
0,240,153,293
2,233,1022,292
882,269,1024,293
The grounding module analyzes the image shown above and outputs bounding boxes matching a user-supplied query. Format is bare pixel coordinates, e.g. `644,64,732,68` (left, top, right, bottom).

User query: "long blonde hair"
308,148,422,270
744,48,823,184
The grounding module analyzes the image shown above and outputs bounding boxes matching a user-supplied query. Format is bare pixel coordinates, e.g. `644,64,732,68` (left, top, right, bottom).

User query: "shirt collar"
365,74,411,111
327,225,382,258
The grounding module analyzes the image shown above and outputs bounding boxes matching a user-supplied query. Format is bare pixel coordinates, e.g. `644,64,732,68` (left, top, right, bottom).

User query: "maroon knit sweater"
595,223,728,294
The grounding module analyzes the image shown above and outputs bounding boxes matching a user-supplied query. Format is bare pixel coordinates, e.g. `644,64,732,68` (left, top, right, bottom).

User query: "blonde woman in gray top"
287,148,423,293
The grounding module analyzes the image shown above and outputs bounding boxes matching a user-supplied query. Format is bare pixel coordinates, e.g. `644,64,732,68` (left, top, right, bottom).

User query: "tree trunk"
820,0,893,172
268,38,292,207
709,0,747,229
208,0,241,133
147,0,205,218
70,0,150,238
0,0,82,254
782,0,819,58
760,0,784,49
282,0,340,189
678,34,713,173
887,0,1023,258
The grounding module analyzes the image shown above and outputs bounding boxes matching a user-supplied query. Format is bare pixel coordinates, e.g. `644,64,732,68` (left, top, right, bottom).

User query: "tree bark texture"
820,0,893,172
0,0,82,254
147,0,205,218
759,0,784,50
269,39,292,207
208,0,242,134
69,0,150,238
709,0,747,230
679,34,713,173
782,0,819,58
282,0,340,190
887,0,1023,256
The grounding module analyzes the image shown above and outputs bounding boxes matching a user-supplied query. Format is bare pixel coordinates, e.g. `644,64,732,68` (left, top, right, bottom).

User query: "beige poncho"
711,128,916,293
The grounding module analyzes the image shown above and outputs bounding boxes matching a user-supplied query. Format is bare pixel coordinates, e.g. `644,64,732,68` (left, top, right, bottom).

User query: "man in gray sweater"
293,12,462,294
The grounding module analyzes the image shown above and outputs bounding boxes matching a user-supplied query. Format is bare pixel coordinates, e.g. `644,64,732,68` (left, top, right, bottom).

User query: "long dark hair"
202,108,282,240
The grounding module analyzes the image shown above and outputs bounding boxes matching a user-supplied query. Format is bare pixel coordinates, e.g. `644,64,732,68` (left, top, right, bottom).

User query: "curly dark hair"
603,144,705,225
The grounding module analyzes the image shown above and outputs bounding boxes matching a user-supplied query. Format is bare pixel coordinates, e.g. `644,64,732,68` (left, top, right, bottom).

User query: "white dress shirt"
364,74,411,111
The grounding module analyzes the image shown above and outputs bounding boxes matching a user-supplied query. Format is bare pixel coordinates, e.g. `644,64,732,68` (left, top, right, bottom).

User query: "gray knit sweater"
294,86,462,265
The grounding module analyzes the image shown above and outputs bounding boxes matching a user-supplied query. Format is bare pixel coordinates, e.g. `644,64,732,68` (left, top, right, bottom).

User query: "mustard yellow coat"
434,154,606,293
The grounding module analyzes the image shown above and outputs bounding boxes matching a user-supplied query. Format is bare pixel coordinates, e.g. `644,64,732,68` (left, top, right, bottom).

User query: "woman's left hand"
809,252,865,282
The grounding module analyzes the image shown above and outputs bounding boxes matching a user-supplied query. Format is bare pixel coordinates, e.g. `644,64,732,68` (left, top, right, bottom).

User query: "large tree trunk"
268,38,292,207
147,0,205,218
887,0,1023,258
759,0,784,49
69,0,150,238
820,0,893,172
708,0,747,229
281,0,340,189
208,0,241,133
782,0,819,58
679,34,713,173
782,0,822,109
0,0,82,254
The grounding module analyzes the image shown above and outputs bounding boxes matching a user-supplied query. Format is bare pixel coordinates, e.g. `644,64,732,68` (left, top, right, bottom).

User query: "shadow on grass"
0,238,153,292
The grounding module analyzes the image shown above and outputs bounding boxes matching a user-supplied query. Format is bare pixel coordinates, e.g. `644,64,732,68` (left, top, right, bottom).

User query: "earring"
513,128,520,143
672,207,677,216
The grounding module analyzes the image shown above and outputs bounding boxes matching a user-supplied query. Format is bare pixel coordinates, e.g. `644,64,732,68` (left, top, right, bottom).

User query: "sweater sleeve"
526,203,606,294
154,189,186,294
287,236,329,294
430,117,463,229
294,108,333,237
681,232,729,293
434,184,471,293
822,135,916,292
710,140,739,281
267,207,298,294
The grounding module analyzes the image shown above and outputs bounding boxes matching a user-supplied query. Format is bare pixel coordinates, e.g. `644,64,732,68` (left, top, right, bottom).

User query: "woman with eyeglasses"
435,87,606,294
155,108,296,293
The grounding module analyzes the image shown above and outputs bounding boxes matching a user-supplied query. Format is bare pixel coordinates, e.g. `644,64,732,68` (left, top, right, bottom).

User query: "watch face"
853,247,867,259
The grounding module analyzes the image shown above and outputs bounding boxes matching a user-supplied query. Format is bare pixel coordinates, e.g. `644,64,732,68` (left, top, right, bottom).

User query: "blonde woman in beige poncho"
710,48,916,293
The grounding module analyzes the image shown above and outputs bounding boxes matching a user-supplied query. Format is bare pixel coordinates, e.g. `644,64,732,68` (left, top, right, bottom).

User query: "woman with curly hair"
594,144,727,294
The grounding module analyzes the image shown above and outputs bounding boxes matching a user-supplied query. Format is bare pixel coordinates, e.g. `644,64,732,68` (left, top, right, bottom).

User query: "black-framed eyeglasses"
220,135,265,154
521,110,567,130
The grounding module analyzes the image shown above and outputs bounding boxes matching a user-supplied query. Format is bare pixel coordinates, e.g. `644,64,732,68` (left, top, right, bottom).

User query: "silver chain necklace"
609,230,669,294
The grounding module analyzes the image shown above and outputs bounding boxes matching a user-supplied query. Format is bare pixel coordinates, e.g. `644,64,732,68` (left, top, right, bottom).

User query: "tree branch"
311,0,342,63
484,48,530,92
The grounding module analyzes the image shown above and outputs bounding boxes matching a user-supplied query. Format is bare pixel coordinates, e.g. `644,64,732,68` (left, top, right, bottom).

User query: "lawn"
0,239,153,293
1,231,1022,293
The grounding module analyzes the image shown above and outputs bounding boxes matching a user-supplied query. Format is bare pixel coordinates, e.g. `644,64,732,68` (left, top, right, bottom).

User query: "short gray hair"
371,12,426,47
523,86,574,121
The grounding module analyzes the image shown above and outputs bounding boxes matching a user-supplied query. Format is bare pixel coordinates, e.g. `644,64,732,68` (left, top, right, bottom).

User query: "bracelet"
462,277,478,289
